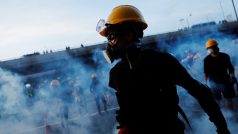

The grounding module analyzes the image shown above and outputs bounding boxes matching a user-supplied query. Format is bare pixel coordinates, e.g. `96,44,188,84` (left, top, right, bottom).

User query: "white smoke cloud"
0,51,118,134
168,31,238,134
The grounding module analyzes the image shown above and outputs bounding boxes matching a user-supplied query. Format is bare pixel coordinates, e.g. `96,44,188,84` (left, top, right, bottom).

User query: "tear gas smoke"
0,53,118,134
167,31,238,134
0,29,237,134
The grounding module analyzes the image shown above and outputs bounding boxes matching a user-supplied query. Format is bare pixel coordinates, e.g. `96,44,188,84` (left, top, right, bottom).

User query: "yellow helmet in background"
50,79,60,87
99,5,148,37
205,39,218,49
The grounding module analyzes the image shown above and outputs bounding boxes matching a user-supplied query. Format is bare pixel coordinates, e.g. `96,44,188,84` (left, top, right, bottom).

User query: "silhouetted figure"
90,73,108,114
204,39,237,111
50,79,71,134
73,78,88,115
97,5,230,134
24,83,35,107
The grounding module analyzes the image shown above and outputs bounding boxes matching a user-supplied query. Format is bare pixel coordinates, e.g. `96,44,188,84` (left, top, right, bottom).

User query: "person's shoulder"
141,48,173,58
204,55,209,59
204,54,211,60
140,48,180,65
219,52,229,57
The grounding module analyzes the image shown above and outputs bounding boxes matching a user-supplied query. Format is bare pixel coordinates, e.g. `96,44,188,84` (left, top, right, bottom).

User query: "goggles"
96,19,125,38
96,19,107,33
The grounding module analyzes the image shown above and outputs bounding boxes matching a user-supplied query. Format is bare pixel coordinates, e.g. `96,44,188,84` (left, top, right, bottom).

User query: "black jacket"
109,46,229,134
204,52,234,83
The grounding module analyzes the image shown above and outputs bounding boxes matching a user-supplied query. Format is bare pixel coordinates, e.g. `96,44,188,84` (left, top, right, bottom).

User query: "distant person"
43,79,62,134
89,73,108,114
181,50,195,70
72,78,88,115
50,79,71,134
97,5,230,134
24,83,35,106
204,39,237,111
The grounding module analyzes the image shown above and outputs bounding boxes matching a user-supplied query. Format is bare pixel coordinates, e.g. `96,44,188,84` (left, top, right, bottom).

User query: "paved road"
23,107,119,134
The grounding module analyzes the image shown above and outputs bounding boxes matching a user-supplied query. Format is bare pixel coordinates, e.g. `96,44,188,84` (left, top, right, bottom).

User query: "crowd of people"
22,73,115,133
1,4,237,134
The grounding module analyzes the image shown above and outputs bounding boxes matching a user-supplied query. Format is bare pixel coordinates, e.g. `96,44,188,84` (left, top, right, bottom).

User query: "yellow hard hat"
206,39,218,49
99,5,148,37
50,79,60,87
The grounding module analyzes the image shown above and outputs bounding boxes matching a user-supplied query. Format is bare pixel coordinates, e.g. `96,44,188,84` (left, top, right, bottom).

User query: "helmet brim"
99,21,147,37
99,27,107,37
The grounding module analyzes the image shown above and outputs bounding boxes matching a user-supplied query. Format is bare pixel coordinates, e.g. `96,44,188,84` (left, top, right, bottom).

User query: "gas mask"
102,43,122,64
103,27,125,64
96,19,136,64
207,48,214,55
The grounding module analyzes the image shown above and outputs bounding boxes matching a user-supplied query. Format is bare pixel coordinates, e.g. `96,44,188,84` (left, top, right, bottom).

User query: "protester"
89,73,108,114
97,5,230,134
204,39,237,111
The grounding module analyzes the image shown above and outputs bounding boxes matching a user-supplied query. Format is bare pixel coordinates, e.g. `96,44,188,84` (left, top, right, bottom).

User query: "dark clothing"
53,84,72,133
204,52,236,99
90,77,107,98
90,78,100,93
90,77,108,113
58,90,73,105
204,52,234,83
74,86,88,114
209,82,236,100
109,47,229,134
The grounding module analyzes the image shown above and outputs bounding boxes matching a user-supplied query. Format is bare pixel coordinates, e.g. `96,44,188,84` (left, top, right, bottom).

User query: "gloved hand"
118,127,128,134
216,128,230,134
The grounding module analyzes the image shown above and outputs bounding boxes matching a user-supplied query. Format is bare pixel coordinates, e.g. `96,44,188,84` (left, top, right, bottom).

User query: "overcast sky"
0,0,237,60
